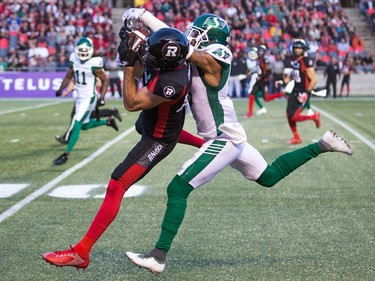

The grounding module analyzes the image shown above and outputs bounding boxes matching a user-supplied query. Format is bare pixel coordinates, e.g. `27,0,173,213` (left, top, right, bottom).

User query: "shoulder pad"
69,53,77,63
89,56,104,68
202,44,232,65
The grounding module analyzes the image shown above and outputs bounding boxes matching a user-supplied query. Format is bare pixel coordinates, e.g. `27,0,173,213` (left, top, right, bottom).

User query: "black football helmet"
292,39,307,56
145,27,189,71
258,44,267,57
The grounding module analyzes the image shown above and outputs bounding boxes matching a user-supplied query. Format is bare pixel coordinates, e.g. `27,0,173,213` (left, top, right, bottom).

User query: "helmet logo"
203,17,225,29
162,43,180,61
163,86,176,97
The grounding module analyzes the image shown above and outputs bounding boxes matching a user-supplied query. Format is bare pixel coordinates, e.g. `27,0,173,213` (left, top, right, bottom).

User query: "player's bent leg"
256,143,321,187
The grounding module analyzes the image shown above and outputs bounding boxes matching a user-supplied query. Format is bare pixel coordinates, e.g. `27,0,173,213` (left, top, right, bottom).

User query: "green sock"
305,99,311,110
82,118,106,130
155,175,194,253
66,120,82,153
255,91,264,108
256,143,321,187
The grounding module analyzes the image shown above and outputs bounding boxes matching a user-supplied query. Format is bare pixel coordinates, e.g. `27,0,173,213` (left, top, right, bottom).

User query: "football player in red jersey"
284,39,321,144
245,44,286,118
42,27,200,269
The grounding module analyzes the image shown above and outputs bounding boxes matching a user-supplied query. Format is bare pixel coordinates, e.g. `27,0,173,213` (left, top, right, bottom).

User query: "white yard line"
312,105,375,151
0,126,135,223
0,99,72,116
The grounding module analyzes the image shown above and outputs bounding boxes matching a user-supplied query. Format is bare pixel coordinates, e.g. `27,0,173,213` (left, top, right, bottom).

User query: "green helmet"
185,14,230,49
75,37,94,61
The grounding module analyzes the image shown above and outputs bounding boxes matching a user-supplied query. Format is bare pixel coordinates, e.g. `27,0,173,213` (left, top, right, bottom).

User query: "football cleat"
244,112,253,118
106,116,119,131
55,135,68,145
319,130,353,156
286,137,302,145
42,246,90,269
125,251,165,274
256,107,267,116
313,112,320,128
53,152,69,165
112,108,122,122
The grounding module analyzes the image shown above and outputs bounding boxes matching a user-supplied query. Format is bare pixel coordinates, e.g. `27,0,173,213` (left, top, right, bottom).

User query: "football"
128,28,150,52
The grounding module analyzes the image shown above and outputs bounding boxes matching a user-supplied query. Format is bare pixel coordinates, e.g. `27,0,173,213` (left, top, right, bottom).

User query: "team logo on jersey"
162,43,180,61
163,86,176,97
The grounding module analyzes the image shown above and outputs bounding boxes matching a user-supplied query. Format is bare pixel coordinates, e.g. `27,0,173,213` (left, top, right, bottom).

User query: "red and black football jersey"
140,62,191,143
290,55,314,92
259,57,269,81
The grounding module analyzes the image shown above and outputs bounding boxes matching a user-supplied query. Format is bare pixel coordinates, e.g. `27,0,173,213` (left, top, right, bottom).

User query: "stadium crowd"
0,0,373,76
0,0,117,72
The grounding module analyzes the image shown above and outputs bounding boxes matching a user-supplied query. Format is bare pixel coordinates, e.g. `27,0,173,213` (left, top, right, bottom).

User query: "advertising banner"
0,72,65,98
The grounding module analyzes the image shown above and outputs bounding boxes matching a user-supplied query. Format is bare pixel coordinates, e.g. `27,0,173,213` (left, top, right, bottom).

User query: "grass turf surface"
0,98,374,281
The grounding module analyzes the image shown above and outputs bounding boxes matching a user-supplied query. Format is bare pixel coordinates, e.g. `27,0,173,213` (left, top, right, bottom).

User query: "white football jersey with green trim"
190,45,247,143
69,53,103,99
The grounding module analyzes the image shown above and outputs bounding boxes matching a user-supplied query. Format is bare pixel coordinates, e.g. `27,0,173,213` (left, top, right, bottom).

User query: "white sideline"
0,126,135,224
312,105,375,151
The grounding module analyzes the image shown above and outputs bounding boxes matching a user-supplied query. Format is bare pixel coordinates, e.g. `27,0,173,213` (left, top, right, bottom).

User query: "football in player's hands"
127,29,150,52
118,28,150,67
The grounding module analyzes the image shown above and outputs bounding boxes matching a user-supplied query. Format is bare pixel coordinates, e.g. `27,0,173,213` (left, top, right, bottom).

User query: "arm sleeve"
140,11,168,32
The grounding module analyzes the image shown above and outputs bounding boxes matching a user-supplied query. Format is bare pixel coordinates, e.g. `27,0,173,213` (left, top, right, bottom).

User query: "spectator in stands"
307,37,320,59
350,32,365,50
361,51,374,73
56,54,69,72
6,48,18,71
16,53,29,72
0,28,9,59
0,56,7,72
337,37,351,53
353,51,365,73
45,55,57,72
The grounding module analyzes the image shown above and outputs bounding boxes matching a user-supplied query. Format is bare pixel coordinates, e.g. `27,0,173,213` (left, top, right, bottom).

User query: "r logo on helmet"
162,43,180,60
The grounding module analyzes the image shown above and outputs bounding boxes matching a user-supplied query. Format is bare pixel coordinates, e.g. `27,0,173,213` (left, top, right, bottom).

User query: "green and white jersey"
190,44,247,144
69,53,103,99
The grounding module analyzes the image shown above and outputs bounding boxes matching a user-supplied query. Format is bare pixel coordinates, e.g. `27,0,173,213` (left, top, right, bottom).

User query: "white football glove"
122,8,145,23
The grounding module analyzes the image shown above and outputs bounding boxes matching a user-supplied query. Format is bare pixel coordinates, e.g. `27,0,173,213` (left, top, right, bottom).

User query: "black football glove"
117,26,147,67
56,89,62,97
117,24,137,67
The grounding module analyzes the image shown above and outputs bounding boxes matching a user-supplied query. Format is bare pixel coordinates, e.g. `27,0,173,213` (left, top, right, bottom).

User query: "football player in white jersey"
121,10,353,273
53,37,118,165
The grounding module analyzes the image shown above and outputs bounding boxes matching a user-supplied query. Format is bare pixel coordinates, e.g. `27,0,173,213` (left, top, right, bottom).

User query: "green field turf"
0,98,374,281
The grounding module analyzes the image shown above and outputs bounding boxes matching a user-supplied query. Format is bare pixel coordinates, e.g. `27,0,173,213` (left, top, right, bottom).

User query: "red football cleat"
42,246,90,269
245,112,253,118
287,137,302,145
313,112,320,128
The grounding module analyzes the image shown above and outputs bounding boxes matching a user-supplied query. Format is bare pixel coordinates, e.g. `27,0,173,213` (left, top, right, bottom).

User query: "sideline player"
55,79,122,145
53,37,118,165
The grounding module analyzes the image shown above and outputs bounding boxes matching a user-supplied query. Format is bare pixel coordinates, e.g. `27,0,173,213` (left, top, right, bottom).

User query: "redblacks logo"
162,43,180,60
